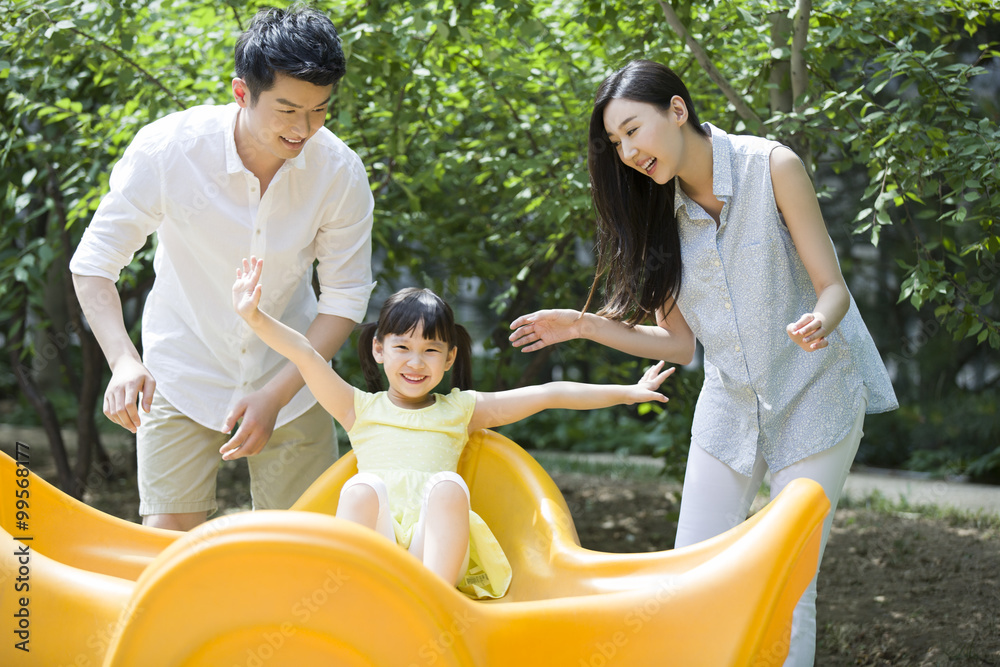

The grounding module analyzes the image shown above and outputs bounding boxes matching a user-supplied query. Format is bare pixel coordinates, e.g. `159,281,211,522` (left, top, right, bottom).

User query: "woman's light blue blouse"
674,123,897,476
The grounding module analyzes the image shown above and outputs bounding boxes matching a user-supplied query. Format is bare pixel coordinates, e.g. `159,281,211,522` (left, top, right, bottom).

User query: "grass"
529,450,675,482
532,449,1000,529
838,488,1000,531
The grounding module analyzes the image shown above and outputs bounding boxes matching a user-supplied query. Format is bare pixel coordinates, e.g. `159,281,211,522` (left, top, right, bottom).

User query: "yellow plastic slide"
0,430,828,665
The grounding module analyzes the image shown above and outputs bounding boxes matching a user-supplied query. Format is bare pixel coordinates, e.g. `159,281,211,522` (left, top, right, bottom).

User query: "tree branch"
33,8,183,109
656,1,763,127
452,51,543,155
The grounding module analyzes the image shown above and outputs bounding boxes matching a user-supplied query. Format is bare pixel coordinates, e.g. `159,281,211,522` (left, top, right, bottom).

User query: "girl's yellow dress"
347,387,512,599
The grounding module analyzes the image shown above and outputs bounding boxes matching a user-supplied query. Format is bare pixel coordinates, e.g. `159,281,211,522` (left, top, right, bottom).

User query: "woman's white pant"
674,394,868,667
339,471,471,584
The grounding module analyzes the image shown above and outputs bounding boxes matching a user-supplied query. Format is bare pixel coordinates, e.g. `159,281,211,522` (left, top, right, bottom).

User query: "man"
70,5,374,530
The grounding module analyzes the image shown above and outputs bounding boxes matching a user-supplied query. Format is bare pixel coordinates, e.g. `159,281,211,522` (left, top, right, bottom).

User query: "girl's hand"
509,309,586,352
233,256,264,322
625,360,675,405
787,313,829,351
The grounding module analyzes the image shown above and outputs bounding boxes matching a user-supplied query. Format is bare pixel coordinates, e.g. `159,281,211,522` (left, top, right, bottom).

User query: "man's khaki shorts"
137,393,337,516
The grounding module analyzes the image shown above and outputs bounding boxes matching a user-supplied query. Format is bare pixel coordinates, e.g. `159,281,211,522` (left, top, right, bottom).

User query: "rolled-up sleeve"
314,154,376,322
69,139,163,282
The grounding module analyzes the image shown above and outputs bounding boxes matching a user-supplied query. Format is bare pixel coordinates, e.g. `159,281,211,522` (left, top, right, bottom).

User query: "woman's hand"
233,256,264,323
787,312,829,351
509,309,587,352
624,360,675,405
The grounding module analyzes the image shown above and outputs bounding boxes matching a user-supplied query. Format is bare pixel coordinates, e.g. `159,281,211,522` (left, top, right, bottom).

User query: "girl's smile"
373,324,457,409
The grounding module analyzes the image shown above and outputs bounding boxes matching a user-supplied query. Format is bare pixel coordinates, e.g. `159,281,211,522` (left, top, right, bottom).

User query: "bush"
858,391,1000,482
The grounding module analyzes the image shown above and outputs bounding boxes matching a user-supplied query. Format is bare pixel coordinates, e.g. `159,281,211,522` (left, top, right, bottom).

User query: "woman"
509,59,897,666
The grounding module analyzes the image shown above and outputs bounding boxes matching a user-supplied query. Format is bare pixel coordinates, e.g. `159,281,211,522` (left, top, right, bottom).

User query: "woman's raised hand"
509,309,586,352
786,312,829,352
232,256,264,322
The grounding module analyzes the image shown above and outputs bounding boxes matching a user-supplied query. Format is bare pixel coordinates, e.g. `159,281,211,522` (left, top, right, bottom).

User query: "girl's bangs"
378,290,456,346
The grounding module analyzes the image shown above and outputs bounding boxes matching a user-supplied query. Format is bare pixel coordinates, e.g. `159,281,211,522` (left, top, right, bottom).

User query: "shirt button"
725,302,732,310
735,345,741,352
241,348,247,354
714,260,721,267
256,229,261,235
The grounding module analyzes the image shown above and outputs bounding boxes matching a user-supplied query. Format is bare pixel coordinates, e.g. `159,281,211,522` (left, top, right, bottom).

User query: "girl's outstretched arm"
467,361,674,433
770,147,850,352
229,257,356,449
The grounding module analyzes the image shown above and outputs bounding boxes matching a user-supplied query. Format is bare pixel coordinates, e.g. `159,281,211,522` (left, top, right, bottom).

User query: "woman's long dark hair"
358,288,473,393
583,60,708,325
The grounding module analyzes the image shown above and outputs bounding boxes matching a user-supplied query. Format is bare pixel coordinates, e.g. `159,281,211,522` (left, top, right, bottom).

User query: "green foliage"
859,391,1000,482
1,0,997,477
763,0,1000,349
330,1,611,342
1,0,234,365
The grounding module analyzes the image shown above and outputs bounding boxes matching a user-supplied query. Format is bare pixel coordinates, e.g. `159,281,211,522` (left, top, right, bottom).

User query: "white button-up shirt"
675,123,897,475
70,103,375,431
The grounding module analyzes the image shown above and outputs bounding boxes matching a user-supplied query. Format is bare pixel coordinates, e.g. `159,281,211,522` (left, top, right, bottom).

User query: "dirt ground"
552,471,1000,667
9,436,1000,667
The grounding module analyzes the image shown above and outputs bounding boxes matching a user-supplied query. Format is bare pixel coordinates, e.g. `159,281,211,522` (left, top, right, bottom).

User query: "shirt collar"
673,122,734,214
224,103,309,175
286,144,308,170
224,104,245,175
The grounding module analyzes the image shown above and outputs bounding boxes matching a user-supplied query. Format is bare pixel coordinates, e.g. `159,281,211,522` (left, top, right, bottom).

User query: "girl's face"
603,96,688,186
373,323,457,409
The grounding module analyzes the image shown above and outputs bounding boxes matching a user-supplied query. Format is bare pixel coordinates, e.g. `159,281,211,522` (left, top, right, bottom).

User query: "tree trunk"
789,0,814,169
791,0,812,105
492,234,576,390
768,12,793,115
8,294,82,497
48,166,110,491
657,0,763,129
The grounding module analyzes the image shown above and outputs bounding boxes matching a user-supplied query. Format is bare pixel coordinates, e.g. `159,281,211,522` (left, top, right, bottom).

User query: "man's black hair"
235,4,345,104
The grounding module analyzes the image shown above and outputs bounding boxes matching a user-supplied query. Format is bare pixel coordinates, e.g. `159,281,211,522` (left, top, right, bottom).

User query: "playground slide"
0,430,828,665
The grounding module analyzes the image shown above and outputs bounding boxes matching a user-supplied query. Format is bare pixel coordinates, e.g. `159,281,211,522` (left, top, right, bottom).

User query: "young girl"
509,60,897,662
231,256,673,599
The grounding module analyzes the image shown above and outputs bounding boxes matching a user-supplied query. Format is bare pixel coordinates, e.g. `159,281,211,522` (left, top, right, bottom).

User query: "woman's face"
603,97,687,186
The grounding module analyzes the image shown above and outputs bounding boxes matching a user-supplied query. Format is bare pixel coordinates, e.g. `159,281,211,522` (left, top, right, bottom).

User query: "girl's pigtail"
357,322,384,392
450,324,473,391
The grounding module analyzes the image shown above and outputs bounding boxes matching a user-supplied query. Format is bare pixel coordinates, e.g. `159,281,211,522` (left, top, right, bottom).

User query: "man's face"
233,72,333,163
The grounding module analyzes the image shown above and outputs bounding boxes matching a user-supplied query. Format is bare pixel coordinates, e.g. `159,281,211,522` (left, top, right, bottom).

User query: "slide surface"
1,431,828,665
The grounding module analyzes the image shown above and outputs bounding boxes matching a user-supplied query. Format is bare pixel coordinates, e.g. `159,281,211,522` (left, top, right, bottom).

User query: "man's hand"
104,357,156,433
219,387,281,460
